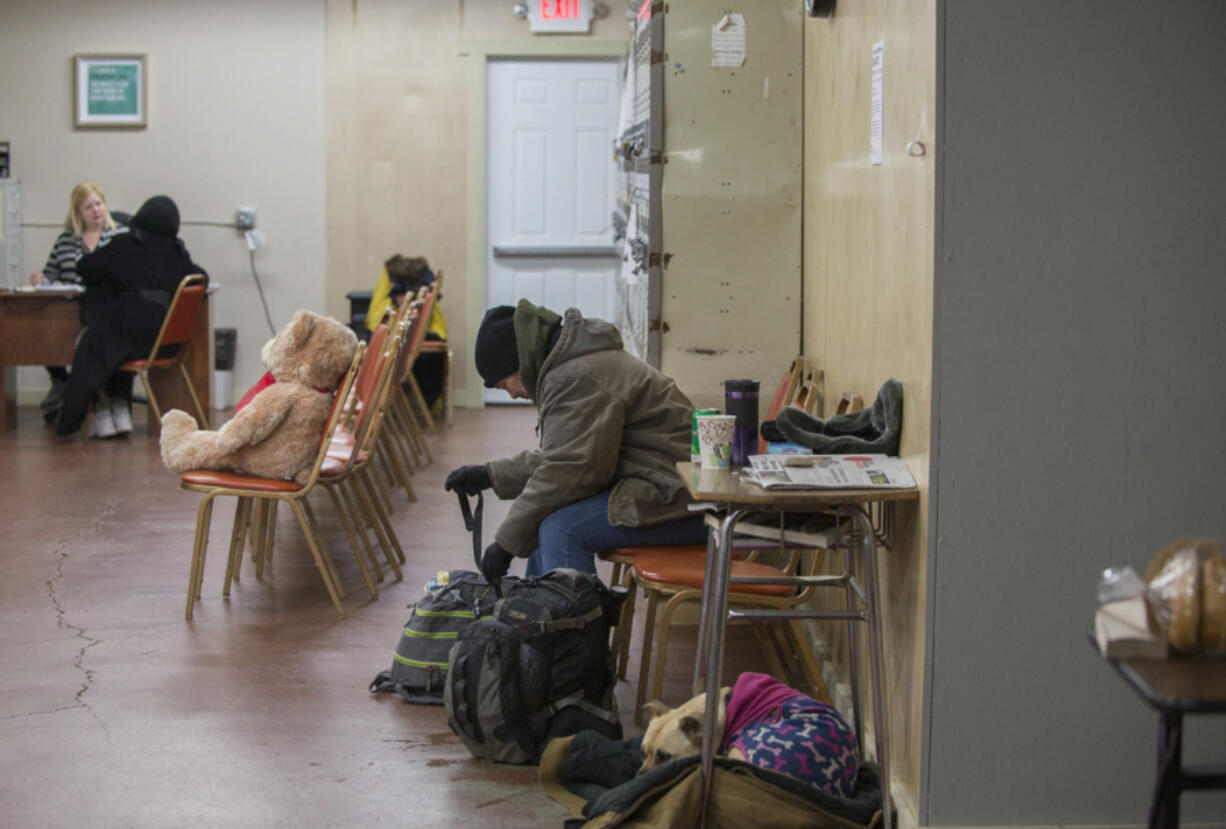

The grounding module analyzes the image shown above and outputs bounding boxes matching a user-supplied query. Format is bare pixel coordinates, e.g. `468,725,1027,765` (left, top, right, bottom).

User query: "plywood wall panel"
658,1,804,406
802,1,935,820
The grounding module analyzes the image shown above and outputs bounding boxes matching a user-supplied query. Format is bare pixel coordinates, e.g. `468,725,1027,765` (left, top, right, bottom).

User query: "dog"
639,672,859,799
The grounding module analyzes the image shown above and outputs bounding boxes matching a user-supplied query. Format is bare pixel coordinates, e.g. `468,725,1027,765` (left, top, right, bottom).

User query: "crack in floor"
2,497,119,737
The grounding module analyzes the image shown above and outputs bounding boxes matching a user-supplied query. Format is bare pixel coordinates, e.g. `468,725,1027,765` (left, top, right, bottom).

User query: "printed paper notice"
870,40,884,165
712,13,746,68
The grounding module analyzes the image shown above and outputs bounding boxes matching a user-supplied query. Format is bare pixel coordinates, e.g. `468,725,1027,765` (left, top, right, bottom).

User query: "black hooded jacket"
74,195,208,355
77,195,206,312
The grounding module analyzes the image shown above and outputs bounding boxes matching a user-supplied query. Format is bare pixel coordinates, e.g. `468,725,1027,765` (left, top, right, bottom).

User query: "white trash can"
213,370,233,410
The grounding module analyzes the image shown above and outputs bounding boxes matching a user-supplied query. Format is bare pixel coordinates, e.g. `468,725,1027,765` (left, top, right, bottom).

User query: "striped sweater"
41,226,123,286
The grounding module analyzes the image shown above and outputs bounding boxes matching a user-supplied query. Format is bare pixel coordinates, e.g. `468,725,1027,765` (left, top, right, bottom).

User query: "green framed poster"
74,53,146,128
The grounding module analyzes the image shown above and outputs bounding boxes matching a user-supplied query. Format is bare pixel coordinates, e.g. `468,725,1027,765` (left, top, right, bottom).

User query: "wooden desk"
676,461,918,829
0,288,213,433
1095,640,1226,828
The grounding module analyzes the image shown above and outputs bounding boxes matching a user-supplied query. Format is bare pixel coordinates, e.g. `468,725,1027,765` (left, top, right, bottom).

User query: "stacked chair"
629,522,838,724
319,317,411,593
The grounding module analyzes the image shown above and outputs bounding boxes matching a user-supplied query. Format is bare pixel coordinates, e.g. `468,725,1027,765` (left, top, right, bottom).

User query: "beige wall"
324,0,626,408
1,0,327,400
802,2,935,820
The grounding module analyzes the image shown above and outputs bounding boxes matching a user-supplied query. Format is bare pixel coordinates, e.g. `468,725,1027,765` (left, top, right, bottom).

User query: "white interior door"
485,58,620,402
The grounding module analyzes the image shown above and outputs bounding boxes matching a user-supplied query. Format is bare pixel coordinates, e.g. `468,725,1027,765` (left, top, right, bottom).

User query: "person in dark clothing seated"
55,195,208,438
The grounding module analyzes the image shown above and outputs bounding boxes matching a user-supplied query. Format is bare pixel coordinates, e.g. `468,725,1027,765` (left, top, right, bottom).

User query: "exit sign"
529,0,594,33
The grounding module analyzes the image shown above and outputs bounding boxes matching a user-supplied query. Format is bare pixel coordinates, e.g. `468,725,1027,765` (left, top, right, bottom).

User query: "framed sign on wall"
74,53,146,129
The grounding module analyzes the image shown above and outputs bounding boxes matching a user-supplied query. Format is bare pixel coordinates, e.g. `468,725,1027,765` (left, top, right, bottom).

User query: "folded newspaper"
744,454,915,490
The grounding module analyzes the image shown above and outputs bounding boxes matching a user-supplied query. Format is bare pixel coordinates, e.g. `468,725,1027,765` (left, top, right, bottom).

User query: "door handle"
492,245,619,258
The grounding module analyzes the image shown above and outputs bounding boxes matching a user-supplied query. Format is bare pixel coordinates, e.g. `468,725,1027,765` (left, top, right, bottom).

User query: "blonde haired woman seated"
30,181,125,422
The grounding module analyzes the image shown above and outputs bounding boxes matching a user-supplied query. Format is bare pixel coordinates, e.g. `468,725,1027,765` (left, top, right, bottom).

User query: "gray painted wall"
927,1,1226,824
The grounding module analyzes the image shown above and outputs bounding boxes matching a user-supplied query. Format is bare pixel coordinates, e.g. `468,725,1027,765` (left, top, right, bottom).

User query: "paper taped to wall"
712,13,746,67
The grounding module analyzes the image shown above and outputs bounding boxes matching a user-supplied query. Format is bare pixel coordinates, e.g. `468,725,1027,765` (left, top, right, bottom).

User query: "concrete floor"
0,403,771,828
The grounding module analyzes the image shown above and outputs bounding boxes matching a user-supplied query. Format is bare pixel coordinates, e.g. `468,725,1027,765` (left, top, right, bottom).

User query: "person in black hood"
55,195,208,438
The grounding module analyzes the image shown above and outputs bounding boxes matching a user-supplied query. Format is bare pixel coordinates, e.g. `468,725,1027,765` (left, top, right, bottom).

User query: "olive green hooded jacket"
486,300,696,557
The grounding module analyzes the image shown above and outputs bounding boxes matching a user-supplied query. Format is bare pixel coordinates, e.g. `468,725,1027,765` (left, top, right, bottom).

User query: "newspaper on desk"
744,454,915,490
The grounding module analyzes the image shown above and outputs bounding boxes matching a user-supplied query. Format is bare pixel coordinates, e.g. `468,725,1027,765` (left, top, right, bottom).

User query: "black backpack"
445,567,624,764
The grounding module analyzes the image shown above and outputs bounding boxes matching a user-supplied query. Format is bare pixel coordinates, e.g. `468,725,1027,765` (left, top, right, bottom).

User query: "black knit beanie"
474,305,518,387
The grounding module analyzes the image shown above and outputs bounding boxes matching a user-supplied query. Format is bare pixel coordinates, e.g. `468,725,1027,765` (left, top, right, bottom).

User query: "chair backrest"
835,392,864,414
352,322,389,414
347,321,400,451
760,356,804,454
146,274,207,364
349,321,408,463
405,282,437,363
299,343,364,488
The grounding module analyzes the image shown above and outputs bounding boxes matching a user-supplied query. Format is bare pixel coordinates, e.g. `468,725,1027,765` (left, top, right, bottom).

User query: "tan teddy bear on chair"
159,310,359,484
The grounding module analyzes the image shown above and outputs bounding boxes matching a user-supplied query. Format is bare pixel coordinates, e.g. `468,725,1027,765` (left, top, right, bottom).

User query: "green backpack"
370,492,515,703
369,569,514,704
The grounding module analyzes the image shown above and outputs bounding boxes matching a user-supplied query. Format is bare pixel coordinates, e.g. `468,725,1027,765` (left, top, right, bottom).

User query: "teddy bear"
160,310,359,484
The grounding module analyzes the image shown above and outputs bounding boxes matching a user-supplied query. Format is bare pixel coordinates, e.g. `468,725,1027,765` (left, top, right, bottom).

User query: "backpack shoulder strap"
543,695,620,725
527,604,605,634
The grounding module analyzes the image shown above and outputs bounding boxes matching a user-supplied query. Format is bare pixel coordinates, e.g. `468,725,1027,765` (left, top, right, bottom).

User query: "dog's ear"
641,700,670,723
679,715,703,744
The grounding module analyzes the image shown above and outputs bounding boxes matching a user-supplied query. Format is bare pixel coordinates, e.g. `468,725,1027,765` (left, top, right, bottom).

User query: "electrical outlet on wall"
235,207,256,230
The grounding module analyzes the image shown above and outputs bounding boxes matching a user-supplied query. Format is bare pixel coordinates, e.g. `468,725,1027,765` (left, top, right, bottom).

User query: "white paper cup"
696,414,737,469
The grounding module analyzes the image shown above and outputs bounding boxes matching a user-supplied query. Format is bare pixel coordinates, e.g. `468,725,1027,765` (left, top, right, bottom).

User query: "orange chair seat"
605,544,754,565
634,552,795,597
122,357,177,370
602,544,706,562
180,469,302,492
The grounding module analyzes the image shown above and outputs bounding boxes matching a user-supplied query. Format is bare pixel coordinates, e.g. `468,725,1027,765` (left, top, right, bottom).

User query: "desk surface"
676,461,919,509
1,286,213,432
1105,647,1226,713
0,288,82,297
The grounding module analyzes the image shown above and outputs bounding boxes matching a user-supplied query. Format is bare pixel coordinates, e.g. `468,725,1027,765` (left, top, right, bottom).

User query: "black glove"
480,541,515,585
444,464,492,495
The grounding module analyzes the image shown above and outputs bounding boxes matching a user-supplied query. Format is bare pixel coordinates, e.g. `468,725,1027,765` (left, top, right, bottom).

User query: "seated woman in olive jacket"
56,195,207,438
445,299,707,584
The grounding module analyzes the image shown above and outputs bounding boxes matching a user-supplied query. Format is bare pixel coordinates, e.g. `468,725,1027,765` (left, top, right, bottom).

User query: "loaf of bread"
1145,538,1226,655
1201,554,1226,653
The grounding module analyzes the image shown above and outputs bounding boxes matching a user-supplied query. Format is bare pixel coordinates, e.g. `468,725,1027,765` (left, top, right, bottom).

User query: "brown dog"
639,687,734,772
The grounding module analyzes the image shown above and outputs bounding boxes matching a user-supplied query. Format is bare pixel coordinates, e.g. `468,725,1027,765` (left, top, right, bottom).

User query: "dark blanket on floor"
539,730,884,828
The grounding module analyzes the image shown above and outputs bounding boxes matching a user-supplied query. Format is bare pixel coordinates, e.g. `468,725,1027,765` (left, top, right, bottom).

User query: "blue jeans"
524,491,708,578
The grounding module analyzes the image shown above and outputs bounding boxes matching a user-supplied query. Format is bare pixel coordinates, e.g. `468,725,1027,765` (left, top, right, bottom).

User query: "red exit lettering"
541,0,578,20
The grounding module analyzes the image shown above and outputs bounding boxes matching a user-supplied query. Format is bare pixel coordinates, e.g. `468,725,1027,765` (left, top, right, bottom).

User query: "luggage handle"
456,490,508,599
456,489,484,571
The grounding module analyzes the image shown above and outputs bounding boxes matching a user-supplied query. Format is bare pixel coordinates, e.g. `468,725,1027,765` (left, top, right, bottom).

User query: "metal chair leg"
323,483,378,599
177,362,209,427
286,499,345,618
186,494,217,620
